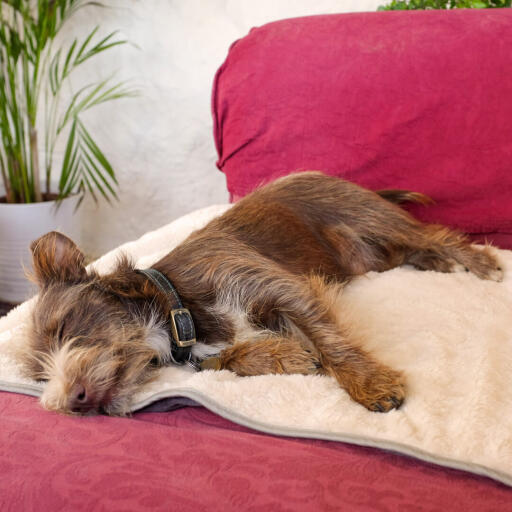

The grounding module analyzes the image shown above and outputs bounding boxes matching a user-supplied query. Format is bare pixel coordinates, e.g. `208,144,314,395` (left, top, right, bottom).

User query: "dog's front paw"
345,364,405,413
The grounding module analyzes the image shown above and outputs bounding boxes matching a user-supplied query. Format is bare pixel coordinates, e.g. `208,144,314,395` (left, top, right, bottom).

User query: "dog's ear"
30,231,87,287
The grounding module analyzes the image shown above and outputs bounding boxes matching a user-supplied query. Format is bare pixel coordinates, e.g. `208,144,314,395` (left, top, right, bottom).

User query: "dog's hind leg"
333,189,503,281
403,224,503,281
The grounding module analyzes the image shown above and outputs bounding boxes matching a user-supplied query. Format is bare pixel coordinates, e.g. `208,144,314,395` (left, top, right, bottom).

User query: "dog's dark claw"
391,397,403,409
370,396,403,413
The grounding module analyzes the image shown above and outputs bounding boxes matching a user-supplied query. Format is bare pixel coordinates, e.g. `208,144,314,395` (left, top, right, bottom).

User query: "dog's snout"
69,382,95,414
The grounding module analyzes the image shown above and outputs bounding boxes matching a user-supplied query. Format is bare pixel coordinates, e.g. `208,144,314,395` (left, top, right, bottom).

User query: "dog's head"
22,231,169,416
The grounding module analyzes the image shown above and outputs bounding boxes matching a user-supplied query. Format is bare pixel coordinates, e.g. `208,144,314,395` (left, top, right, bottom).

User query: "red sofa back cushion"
212,9,512,248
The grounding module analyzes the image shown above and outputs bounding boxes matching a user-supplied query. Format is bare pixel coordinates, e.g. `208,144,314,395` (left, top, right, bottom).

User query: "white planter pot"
0,195,82,303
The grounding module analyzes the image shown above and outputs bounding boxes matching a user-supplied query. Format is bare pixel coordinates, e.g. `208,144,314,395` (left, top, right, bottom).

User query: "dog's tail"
377,189,434,206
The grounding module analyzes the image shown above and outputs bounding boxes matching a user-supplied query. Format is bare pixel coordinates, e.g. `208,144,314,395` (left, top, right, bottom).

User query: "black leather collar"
136,268,196,365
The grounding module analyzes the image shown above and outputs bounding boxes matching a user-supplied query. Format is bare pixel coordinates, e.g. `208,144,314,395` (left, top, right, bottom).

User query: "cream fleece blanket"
1,204,511,487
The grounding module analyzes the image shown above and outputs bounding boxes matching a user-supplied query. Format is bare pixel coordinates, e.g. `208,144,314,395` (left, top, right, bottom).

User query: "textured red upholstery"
1,392,511,510
213,9,512,248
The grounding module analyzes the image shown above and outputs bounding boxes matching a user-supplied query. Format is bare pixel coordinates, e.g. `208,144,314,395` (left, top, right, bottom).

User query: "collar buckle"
170,308,196,348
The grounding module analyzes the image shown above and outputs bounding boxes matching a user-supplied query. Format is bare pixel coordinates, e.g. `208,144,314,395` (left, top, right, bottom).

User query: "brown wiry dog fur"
21,172,503,416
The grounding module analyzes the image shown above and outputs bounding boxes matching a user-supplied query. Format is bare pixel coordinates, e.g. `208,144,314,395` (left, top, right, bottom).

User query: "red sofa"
2,8,512,510
213,8,512,248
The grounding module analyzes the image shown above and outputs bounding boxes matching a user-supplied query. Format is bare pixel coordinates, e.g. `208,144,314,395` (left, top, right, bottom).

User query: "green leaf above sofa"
378,0,511,10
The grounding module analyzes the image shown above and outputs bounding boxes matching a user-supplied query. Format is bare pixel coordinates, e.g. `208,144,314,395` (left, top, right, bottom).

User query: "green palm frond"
56,117,118,205
0,0,135,205
378,0,511,10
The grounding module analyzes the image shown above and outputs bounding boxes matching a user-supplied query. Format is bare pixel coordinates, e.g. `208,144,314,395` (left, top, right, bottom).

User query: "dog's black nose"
75,383,87,402
69,382,95,414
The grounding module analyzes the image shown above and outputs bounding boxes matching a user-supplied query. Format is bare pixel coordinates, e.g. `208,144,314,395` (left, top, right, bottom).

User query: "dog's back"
155,171,425,304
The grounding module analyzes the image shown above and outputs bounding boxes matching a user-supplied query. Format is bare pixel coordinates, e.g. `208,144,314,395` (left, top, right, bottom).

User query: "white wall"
60,0,383,256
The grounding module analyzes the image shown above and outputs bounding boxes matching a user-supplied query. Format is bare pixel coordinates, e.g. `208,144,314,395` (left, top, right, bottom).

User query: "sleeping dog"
21,172,503,415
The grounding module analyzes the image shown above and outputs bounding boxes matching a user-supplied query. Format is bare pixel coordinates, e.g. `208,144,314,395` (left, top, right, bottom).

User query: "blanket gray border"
1,379,510,489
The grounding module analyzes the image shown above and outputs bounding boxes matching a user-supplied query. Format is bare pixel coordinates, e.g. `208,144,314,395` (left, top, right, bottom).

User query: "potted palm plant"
0,0,134,303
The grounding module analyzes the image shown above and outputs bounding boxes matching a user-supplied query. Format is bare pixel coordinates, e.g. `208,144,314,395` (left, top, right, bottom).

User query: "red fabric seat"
1,392,511,510
213,8,512,248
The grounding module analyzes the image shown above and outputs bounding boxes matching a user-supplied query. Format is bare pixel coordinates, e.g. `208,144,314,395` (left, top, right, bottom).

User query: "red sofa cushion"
212,9,512,248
